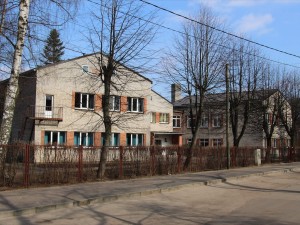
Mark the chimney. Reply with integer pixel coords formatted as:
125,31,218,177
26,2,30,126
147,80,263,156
171,83,182,103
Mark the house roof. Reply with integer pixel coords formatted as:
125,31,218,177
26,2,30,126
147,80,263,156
173,89,280,108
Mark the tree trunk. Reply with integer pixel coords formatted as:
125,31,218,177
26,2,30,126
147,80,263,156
0,0,30,184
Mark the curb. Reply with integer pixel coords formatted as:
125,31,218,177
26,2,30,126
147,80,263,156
0,167,295,219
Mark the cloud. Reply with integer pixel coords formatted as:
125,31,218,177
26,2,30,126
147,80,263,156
235,13,273,35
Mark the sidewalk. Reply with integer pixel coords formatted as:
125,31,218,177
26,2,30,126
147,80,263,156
0,162,299,219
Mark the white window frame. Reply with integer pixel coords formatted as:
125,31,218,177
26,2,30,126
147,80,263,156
75,92,94,110
127,133,144,146
200,115,208,128
127,97,144,113
173,115,181,128
44,131,66,145
75,132,94,147
200,138,209,147
159,113,169,124
212,115,221,127
109,95,120,111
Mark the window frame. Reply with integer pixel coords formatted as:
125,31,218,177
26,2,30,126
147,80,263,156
109,95,120,111
200,115,209,128
200,138,209,147
102,133,120,146
173,115,181,128
44,131,66,145
75,92,95,110
126,133,144,146
159,113,169,124
127,97,144,113
74,132,94,147
212,115,221,128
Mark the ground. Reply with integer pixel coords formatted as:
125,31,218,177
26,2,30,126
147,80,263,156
1,169,300,225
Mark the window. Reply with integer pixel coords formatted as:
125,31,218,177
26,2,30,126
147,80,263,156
109,96,120,111
44,131,66,145
127,97,144,112
173,115,181,128
187,116,196,129
213,138,223,147
102,133,120,146
159,113,169,123
200,139,209,147
150,112,156,123
126,133,144,146
82,65,89,73
75,93,94,110
201,115,208,128
74,132,94,146
212,115,222,127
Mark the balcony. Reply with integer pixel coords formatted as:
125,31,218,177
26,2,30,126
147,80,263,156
26,105,63,121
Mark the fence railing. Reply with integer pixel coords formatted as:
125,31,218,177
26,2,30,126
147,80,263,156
0,144,299,189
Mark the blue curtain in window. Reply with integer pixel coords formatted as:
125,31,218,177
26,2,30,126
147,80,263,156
88,133,93,146
74,132,80,146
59,132,65,144
44,131,50,144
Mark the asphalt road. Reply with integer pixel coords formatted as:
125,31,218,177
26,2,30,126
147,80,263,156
1,169,300,225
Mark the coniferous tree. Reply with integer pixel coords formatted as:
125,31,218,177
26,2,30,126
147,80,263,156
41,29,64,64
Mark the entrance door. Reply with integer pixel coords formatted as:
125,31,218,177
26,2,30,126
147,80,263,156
45,95,53,118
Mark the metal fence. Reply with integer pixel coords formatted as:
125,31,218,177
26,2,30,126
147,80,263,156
0,144,299,189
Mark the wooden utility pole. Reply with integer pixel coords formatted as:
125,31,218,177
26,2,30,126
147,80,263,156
226,64,230,169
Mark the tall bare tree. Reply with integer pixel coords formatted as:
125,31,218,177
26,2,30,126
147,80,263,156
164,6,227,169
278,71,300,147
227,39,263,147
84,0,157,178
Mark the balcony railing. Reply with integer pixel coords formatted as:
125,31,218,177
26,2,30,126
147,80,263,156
26,105,63,121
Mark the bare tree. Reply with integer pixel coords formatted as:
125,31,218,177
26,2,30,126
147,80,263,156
0,0,79,184
83,0,157,178
256,64,283,148
278,71,300,147
163,6,227,169
227,39,263,147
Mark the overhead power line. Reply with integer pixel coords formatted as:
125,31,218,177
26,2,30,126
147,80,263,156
85,0,300,69
139,0,300,60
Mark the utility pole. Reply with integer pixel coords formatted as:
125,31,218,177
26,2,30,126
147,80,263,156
226,64,230,169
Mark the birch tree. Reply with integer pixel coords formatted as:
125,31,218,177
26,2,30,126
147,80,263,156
0,0,30,184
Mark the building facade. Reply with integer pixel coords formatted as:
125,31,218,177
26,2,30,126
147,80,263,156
171,85,291,148
0,54,181,147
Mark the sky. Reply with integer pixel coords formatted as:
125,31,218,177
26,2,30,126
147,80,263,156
62,0,300,99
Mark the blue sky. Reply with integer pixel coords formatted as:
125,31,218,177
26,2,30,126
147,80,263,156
61,0,300,98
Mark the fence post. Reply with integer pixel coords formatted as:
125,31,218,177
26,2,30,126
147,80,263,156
23,144,30,188
77,146,83,182
119,146,123,179
254,149,261,166
177,146,181,173
150,146,155,176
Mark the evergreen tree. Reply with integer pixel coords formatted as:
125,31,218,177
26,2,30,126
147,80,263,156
41,29,65,64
